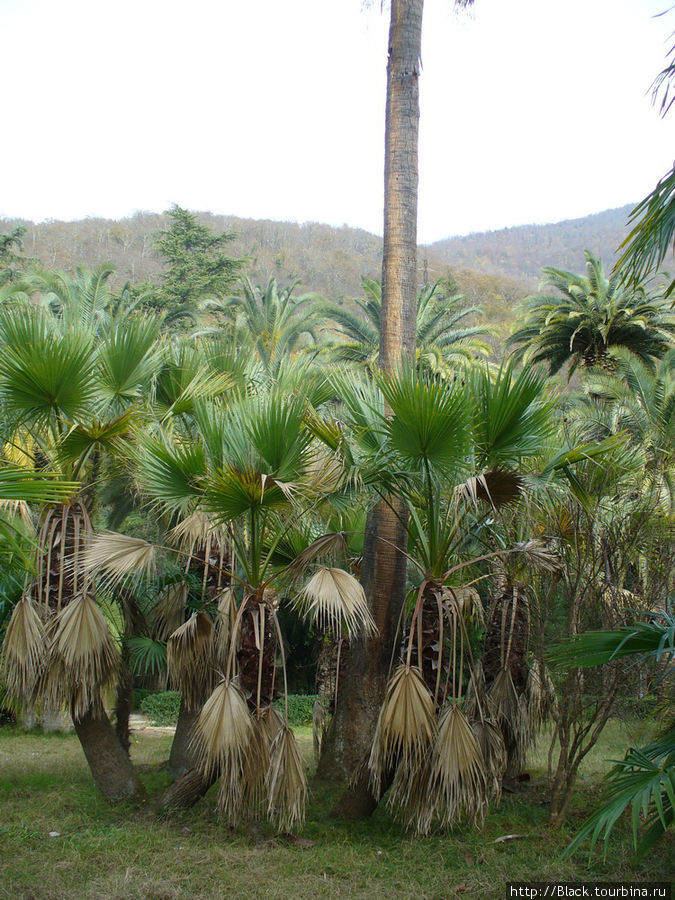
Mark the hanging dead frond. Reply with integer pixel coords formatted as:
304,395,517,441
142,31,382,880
48,593,119,720
296,567,376,638
287,532,349,575
526,657,558,729
0,498,34,528
1,595,47,705
83,532,156,585
459,470,525,509
388,750,436,835
471,718,506,803
168,510,214,549
431,703,489,829
192,679,252,822
266,723,307,833
166,612,214,709
152,582,189,640
512,540,561,574
214,587,239,665
241,709,273,814
368,665,437,796
488,666,521,729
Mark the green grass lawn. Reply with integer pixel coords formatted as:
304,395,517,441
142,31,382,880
0,720,672,899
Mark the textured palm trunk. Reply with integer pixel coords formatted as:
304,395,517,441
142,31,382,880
73,707,145,802
318,0,421,817
168,697,200,779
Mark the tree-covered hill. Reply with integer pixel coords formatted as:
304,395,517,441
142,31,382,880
428,205,635,286
0,204,639,333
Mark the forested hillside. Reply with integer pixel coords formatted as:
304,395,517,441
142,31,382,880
429,205,635,285
1,203,641,332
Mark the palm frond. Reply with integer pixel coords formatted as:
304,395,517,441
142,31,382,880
1,595,46,705
295,567,376,638
266,723,307,833
83,532,156,586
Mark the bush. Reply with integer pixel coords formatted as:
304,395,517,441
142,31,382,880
140,691,181,726
273,694,321,727
132,688,157,711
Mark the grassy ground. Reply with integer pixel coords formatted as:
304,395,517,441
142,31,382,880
0,720,672,900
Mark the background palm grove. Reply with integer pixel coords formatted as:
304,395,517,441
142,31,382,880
0,1,674,898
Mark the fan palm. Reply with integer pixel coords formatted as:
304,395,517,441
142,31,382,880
507,251,675,377
91,373,373,828
0,302,164,800
322,277,493,372
206,277,322,372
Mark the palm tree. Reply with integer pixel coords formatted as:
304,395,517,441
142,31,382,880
0,303,163,800
88,374,373,828
322,277,492,371
507,251,675,377
206,277,322,372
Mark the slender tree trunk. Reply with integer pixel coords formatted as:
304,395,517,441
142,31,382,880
73,707,145,802
168,697,200,779
318,0,422,816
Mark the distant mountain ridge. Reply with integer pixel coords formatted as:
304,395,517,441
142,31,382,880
428,205,635,287
1,205,637,331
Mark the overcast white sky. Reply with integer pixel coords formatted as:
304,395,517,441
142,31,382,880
1,0,673,243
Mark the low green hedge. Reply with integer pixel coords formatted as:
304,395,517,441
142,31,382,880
274,694,322,727
140,691,181,726
139,691,323,728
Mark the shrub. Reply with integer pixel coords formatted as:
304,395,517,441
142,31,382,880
273,694,321,727
132,688,156,711
140,691,181,726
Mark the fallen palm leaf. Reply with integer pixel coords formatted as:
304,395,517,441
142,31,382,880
266,724,307,833
296,566,375,638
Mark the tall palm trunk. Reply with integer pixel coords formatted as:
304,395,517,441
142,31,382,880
318,0,422,815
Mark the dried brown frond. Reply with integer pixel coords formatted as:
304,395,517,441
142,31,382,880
152,582,188,640
49,593,119,720
166,612,214,709
213,587,238,665
287,532,349,575
488,666,521,727
168,510,214,549
471,718,506,803
192,678,252,822
459,470,525,509
526,658,558,727
431,704,488,828
368,665,437,797
442,585,484,625
388,750,436,835
83,532,156,585
512,540,561,574
266,724,307,833
0,498,34,528
1,595,47,705
261,704,284,742
296,567,376,638
464,661,488,721
242,709,273,814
